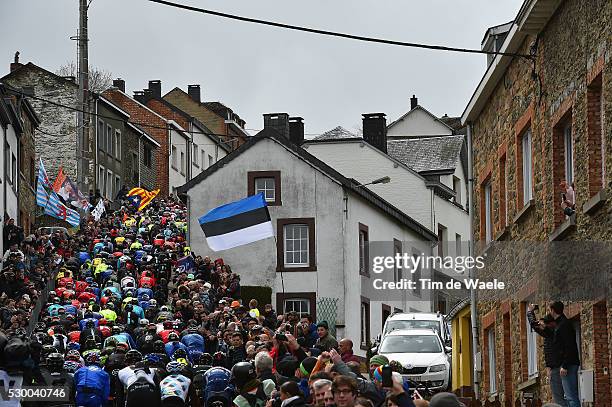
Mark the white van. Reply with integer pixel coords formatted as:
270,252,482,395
382,312,450,345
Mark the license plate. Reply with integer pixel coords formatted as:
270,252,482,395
408,376,422,382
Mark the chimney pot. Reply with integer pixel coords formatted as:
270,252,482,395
263,113,290,139
133,90,146,104
289,117,305,145
113,78,126,92
362,113,387,154
148,80,161,98
10,51,22,72
187,85,201,103
410,95,418,110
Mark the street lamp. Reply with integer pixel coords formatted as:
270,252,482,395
356,176,391,188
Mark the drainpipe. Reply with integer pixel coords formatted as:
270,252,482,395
467,122,480,398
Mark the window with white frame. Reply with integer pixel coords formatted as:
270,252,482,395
485,182,493,243
254,177,276,202
171,145,177,169
208,154,213,167
193,144,199,167
522,130,533,204
360,300,370,348
526,307,538,378
97,121,104,151
284,224,309,266
114,175,121,199
106,124,113,154
359,225,369,275
284,298,310,317
98,166,105,194
564,124,573,185
455,233,462,257
106,170,113,198
114,130,121,159
488,327,497,393
201,150,206,169
180,151,185,175
453,175,461,206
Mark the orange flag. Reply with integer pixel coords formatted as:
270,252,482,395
51,166,66,193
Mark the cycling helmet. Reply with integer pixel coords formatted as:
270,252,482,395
125,349,143,364
212,351,227,368
166,361,184,374
66,350,81,361
46,352,64,372
67,341,81,351
168,332,179,342
154,340,166,353
197,353,214,367
139,318,149,326
63,360,82,373
172,348,187,360
85,351,101,365
41,345,59,359
144,353,161,366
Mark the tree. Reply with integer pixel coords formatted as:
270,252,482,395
56,61,113,94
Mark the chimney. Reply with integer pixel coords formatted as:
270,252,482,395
362,113,387,153
289,117,304,145
133,90,146,104
263,113,290,139
148,80,161,98
10,51,22,72
187,85,201,103
113,78,125,92
410,95,418,110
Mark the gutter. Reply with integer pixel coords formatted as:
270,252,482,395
467,123,480,398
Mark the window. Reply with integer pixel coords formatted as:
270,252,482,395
484,182,493,243
455,233,462,257
393,238,402,281
276,292,316,318
106,170,113,198
180,151,185,175
193,144,199,167
171,145,177,169
114,175,121,199
526,307,538,378
255,178,276,202
97,120,104,151
144,145,152,168
11,153,16,187
563,124,573,185
487,327,497,393
453,176,461,206
98,165,105,194
106,124,113,153
248,171,281,206
359,223,369,276
284,298,310,317
114,130,121,159
277,218,316,271
437,224,447,257
360,297,371,349
131,152,139,184
209,154,213,167
201,150,206,169
522,130,533,204
284,224,309,266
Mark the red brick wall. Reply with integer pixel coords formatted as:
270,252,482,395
103,90,170,196
586,72,604,196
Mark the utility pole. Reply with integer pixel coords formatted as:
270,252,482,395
76,0,90,191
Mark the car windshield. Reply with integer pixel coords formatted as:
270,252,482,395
385,320,440,335
379,335,442,354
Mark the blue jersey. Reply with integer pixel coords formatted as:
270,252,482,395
74,365,110,407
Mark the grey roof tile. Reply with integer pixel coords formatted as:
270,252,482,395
313,126,361,140
387,135,465,173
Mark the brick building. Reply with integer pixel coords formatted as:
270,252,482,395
461,0,611,405
163,85,249,150
103,83,171,196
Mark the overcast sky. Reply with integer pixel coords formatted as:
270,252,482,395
1,0,521,135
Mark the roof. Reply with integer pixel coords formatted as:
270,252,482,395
1,62,78,88
481,21,514,45
312,126,361,141
461,0,562,124
387,105,455,133
445,297,470,320
387,135,465,173
126,122,161,147
177,129,437,241
98,96,130,118
438,116,466,135
202,101,245,125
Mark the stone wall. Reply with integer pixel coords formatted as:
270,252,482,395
470,0,611,405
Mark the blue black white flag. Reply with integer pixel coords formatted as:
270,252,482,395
198,193,274,251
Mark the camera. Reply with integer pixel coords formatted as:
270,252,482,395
275,333,288,342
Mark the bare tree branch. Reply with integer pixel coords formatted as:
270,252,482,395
56,61,113,94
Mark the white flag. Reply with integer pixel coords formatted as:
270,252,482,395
92,199,105,221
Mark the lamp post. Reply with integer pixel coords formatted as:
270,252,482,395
355,176,391,188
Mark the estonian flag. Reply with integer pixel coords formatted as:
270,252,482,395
198,193,274,251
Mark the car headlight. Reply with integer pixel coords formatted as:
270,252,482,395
429,364,446,372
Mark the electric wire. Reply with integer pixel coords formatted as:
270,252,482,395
145,0,532,59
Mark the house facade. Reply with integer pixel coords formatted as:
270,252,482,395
163,85,249,150
305,107,470,314
178,115,437,356
462,0,611,405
